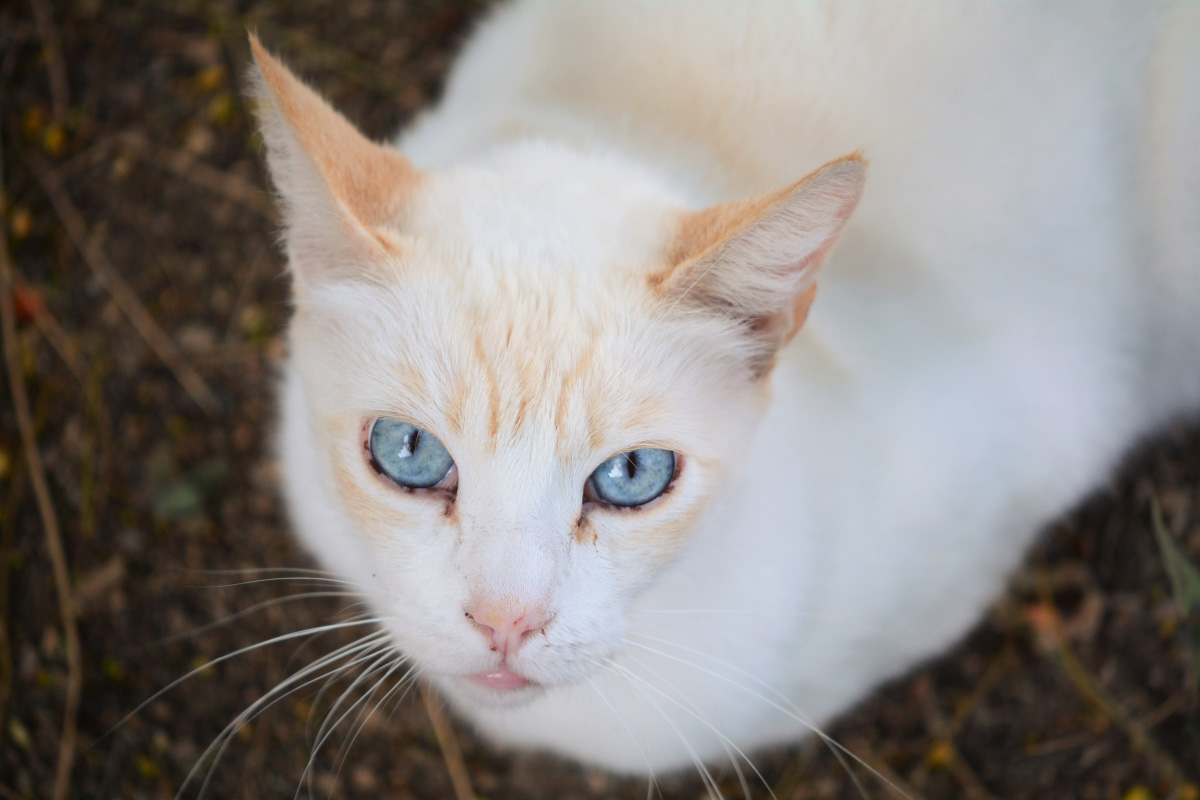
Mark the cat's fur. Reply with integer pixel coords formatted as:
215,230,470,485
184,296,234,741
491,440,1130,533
250,1,1200,774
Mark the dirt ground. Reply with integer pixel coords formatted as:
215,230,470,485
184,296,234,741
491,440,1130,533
1,2,1199,799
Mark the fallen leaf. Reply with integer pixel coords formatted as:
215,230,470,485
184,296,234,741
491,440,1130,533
1121,786,1155,800
1022,601,1065,652
9,207,33,241
11,284,44,325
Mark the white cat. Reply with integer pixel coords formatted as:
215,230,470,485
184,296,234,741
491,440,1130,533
248,1,1200,776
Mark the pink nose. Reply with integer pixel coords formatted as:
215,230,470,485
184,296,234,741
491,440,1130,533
466,600,549,657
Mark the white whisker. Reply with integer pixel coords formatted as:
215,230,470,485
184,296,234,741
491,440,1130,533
632,609,897,643
626,636,904,800
324,660,418,796
584,673,661,800
597,659,727,800
299,649,408,797
182,631,393,800
164,592,368,643
618,654,775,800
309,648,397,757
115,618,389,741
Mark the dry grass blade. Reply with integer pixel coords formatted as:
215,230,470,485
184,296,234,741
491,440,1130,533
25,155,220,413
836,737,930,800
0,467,20,735
116,130,275,217
421,683,479,800
1035,560,1194,793
8,270,116,537
28,0,70,122
0,143,82,800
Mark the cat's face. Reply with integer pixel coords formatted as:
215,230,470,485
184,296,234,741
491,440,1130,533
252,36,863,704
286,150,769,702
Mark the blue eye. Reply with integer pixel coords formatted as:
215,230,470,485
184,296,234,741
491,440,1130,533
369,419,455,489
588,449,676,507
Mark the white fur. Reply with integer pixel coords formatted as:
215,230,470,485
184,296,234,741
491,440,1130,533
269,1,1200,774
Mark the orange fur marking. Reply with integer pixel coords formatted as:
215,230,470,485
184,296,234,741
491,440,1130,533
553,336,598,448
473,334,502,445
444,373,469,438
574,514,598,547
327,440,412,544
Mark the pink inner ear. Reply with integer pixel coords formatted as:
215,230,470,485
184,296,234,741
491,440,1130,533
249,33,422,230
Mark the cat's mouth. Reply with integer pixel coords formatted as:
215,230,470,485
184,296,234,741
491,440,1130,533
468,665,530,691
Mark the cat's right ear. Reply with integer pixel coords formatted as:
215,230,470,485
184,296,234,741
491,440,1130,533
654,155,865,376
247,33,422,291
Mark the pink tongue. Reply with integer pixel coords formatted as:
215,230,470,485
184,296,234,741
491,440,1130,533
470,666,529,690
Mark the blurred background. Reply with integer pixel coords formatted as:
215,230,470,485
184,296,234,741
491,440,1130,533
1,2,1198,798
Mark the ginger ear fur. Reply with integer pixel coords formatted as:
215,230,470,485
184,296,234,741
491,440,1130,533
247,32,422,265
655,154,866,371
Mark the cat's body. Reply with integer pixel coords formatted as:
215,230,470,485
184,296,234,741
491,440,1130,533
252,1,1200,775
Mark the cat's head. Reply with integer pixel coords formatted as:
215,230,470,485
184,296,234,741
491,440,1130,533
250,37,863,704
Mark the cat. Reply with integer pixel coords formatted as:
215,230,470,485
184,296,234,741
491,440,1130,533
247,0,1200,778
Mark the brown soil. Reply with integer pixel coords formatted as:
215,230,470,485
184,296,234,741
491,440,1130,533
1,2,1198,799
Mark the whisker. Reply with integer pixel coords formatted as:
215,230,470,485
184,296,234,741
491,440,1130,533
324,659,418,796
617,654,775,800
301,622,396,740
631,609,898,643
182,631,392,800
627,638,874,798
181,566,346,578
596,659,726,800
300,650,406,793
114,617,389,739
279,611,385,676
584,674,661,800
189,575,374,591
164,592,368,643
626,636,900,800
378,664,424,730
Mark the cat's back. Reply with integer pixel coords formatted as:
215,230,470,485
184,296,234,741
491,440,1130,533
405,2,1173,193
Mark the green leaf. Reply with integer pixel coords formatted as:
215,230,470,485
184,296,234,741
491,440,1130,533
1151,498,1200,616
1151,497,1200,692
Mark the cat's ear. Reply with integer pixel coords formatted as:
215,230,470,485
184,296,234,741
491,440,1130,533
247,33,421,289
656,154,865,374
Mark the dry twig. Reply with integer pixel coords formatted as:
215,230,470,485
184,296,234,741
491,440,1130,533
421,683,479,800
27,0,70,123
1035,561,1194,792
918,682,1000,800
0,466,23,735
837,737,931,800
116,130,274,217
25,155,220,413
1,138,82,800
21,290,114,537
0,262,117,539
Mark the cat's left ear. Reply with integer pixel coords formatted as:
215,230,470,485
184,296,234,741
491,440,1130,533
248,34,422,290
656,154,865,374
